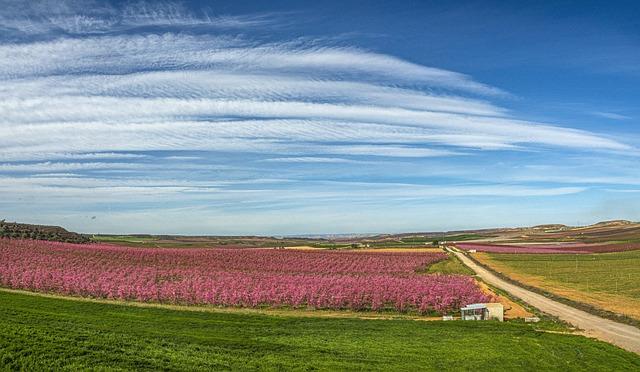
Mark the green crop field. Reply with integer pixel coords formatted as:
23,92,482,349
484,250,640,299
478,250,640,322
1,290,638,371
426,253,474,275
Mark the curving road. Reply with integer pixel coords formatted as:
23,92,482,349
449,247,640,354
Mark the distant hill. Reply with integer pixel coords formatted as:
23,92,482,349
531,224,568,230
591,220,634,227
351,220,640,245
2,219,638,247
0,220,91,244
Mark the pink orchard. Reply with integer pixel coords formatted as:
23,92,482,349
456,242,640,254
0,239,490,314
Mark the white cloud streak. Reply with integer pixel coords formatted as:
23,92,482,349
0,161,149,172
0,14,629,162
0,34,503,95
0,175,585,205
0,0,277,36
590,111,632,120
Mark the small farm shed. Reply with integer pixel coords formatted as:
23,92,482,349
460,303,503,321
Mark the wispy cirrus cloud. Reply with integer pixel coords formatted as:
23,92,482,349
590,111,632,121
604,189,640,193
260,157,368,164
0,0,278,37
0,34,503,95
0,31,628,158
0,161,150,172
0,3,630,161
0,175,585,203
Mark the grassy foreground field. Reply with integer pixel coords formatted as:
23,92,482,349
476,250,640,320
1,290,639,370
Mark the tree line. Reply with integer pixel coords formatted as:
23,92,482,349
0,220,91,244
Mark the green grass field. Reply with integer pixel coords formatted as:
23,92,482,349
364,234,491,248
485,250,640,299
1,290,638,371
478,250,640,322
426,253,474,275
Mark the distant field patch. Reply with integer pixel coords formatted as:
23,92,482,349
475,250,640,320
457,242,640,254
426,253,474,275
358,247,444,253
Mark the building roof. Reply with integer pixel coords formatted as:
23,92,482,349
461,303,487,311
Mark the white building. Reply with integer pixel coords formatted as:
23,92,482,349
460,303,504,321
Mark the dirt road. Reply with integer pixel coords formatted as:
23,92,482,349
450,248,640,354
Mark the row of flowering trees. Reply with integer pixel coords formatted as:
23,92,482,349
0,239,490,314
456,242,640,254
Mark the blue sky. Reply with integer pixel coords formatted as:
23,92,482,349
0,0,638,235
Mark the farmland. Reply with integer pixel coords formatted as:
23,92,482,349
3,221,640,368
2,290,639,370
91,220,640,249
456,242,640,254
0,239,489,314
425,253,475,275
474,250,640,321
92,234,322,249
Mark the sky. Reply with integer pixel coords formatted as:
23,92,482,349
0,0,639,235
